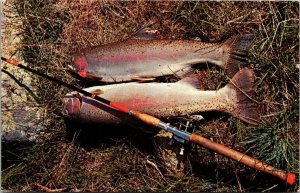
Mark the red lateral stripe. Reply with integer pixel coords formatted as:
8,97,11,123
110,102,129,113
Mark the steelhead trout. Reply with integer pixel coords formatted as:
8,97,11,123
73,34,254,82
63,68,259,126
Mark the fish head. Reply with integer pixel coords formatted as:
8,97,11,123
73,53,88,73
72,53,104,81
62,93,82,118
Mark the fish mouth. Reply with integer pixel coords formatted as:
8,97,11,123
62,94,81,117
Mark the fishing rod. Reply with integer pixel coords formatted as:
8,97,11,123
1,56,296,186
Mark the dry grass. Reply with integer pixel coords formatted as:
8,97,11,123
2,0,299,192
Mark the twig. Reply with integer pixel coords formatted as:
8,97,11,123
226,15,244,25
1,68,41,103
146,157,164,177
21,183,67,192
35,183,67,192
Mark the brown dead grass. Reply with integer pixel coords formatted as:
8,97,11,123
1,0,299,192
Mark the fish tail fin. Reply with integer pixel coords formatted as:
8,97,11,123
224,67,260,125
222,34,255,77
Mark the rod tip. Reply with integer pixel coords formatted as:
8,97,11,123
287,173,296,186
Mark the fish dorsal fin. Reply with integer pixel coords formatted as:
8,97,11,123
178,74,201,89
131,28,160,40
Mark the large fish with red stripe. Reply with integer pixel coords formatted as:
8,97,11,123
63,68,259,126
73,34,254,82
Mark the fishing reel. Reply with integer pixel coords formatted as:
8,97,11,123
168,114,204,155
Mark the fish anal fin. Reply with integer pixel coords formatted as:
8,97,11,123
132,28,160,40
131,77,156,83
174,66,195,79
178,74,202,89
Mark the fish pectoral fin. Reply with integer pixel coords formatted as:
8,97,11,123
78,71,103,81
131,77,156,83
131,27,160,40
90,89,104,96
86,73,104,81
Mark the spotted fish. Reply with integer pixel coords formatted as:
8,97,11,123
63,68,259,126
73,34,254,83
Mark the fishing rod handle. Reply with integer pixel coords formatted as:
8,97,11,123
130,110,161,126
189,134,296,186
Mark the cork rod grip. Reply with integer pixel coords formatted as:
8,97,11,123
130,110,161,127
189,134,296,186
